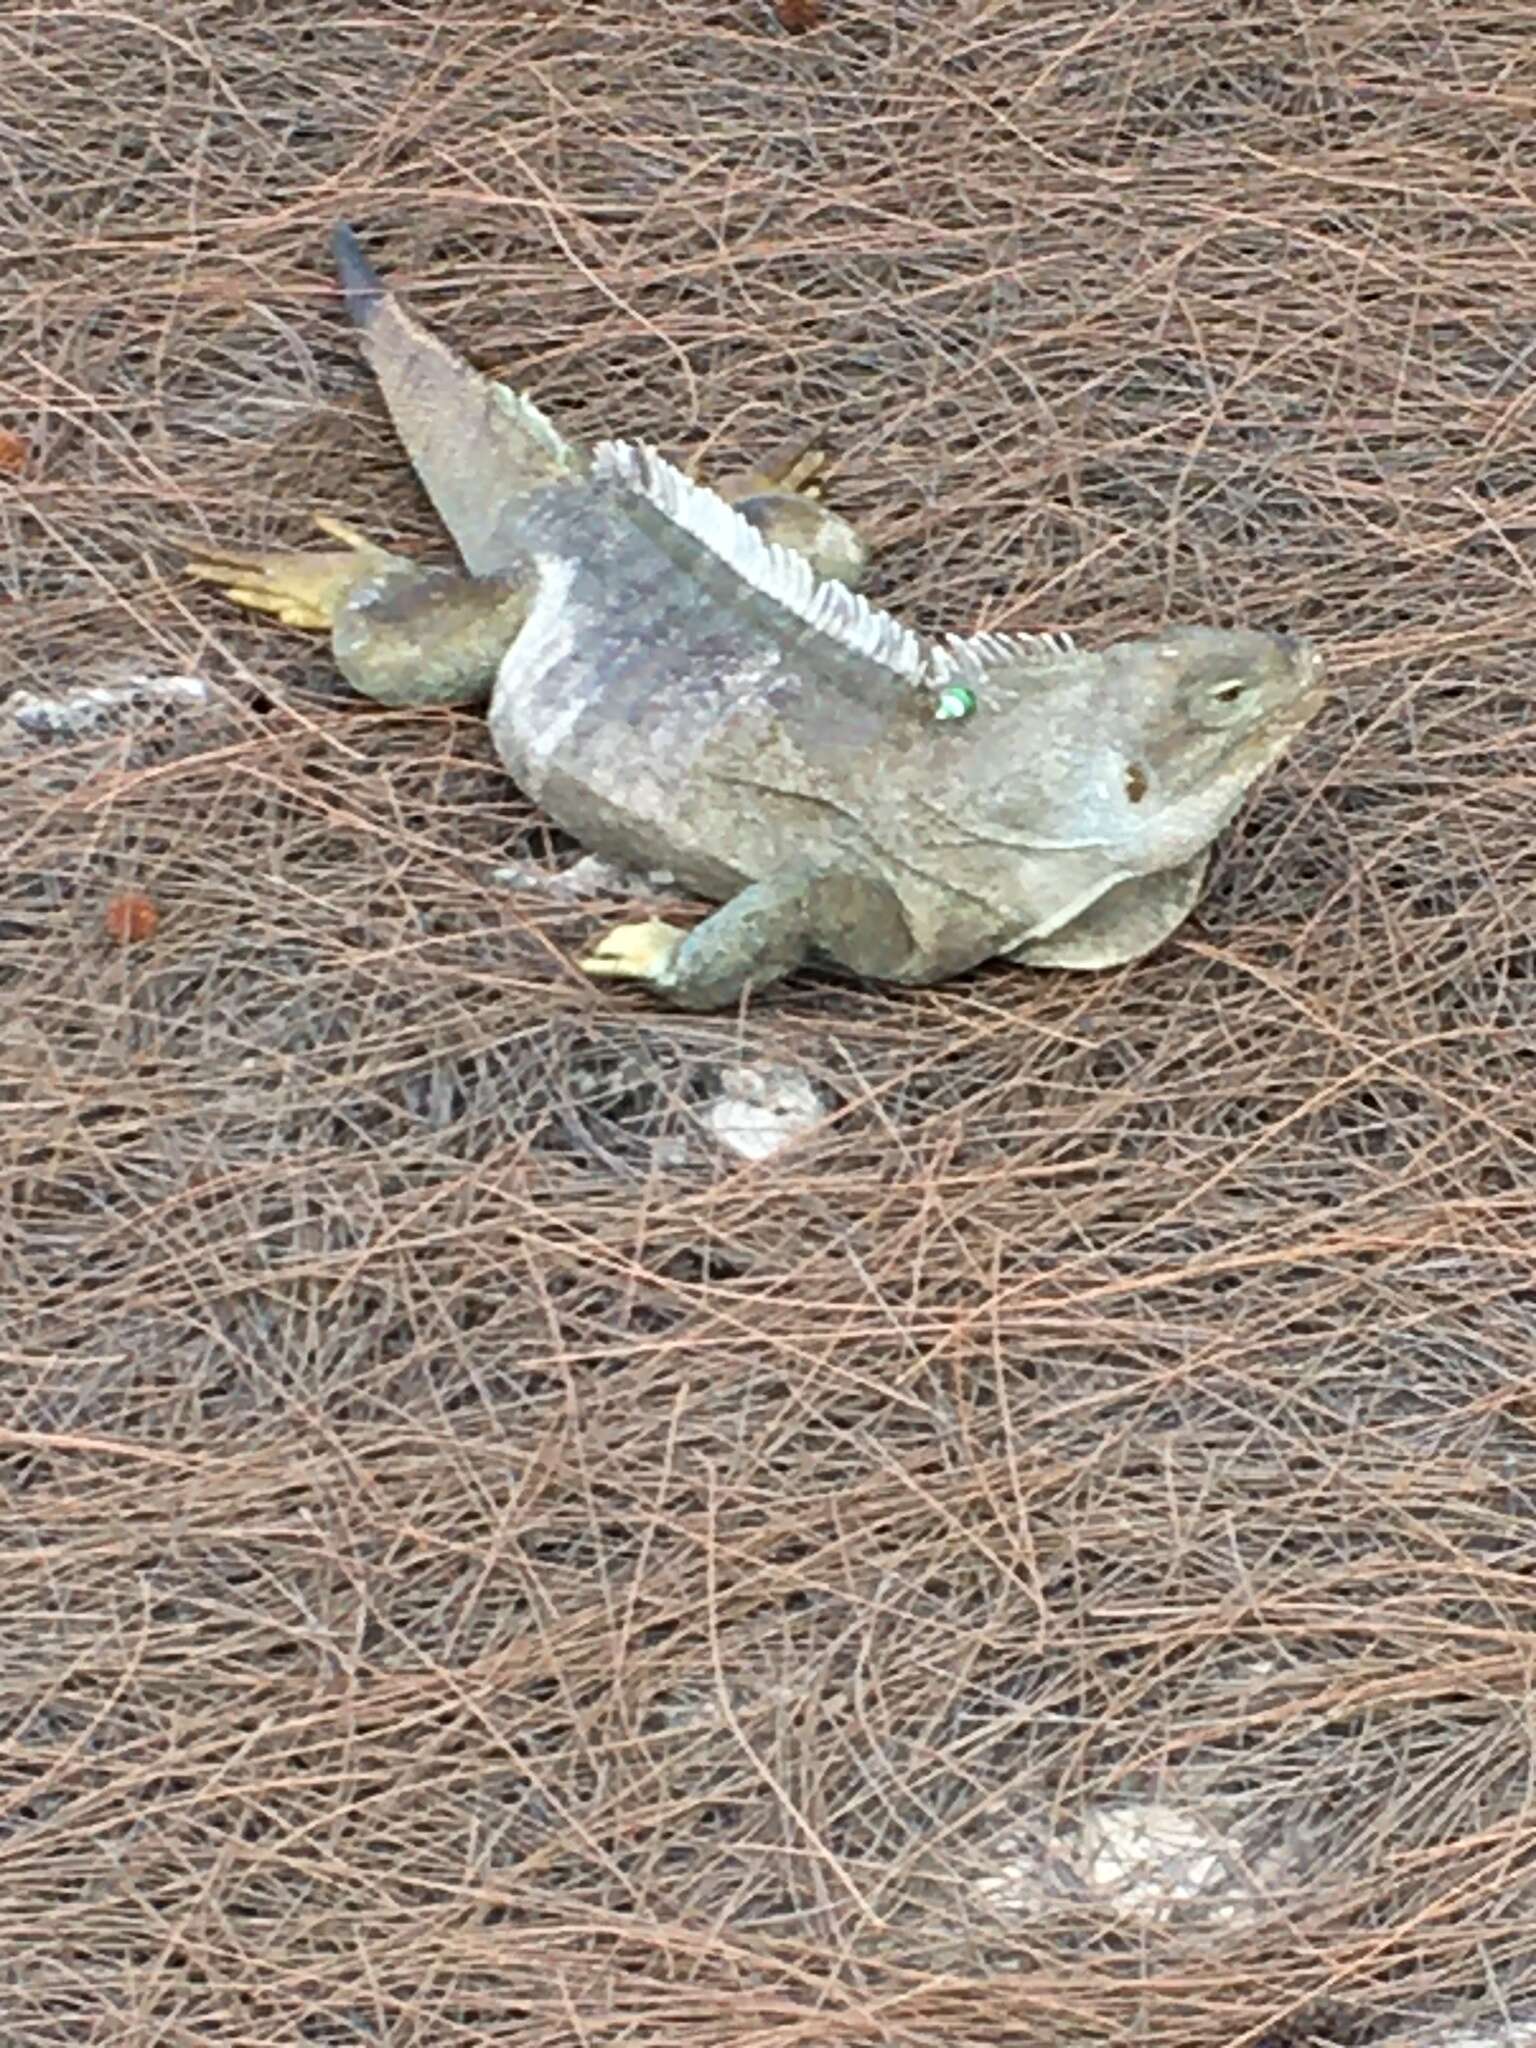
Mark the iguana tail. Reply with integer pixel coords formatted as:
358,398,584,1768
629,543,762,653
331,223,587,577
332,222,386,323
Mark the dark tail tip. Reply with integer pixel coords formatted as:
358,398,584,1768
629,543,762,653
331,222,384,328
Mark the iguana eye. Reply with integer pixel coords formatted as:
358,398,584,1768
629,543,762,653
1209,678,1249,705
1124,762,1148,804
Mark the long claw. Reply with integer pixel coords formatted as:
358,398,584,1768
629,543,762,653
311,514,391,555
184,547,278,580
217,585,334,630
770,442,829,497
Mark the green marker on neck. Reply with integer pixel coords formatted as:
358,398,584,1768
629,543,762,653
934,684,976,722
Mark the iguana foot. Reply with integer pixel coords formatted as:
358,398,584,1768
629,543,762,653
579,917,686,987
764,441,827,499
714,439,870,589
578,868,914,1010
714,436,829,504
185,516,401,630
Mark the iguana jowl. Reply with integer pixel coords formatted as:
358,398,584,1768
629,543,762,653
187,226,1328,1010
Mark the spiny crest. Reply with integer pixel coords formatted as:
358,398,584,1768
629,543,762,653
491,382,583,474
928,628,1081,692
593,439,925,679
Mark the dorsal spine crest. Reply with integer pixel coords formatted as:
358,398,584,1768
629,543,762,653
595,439,925,679
492,383,583,473
594,439,1082,701
929,629,1079,692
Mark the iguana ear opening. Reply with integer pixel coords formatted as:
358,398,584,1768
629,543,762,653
1124,761,1150,804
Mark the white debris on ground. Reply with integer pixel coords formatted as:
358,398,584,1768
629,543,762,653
556,1042,825,1170
7,673,212,740
705,1061,826,1160
1419,2023,1536,2048
973,1798,1304,1928
491,852,676,901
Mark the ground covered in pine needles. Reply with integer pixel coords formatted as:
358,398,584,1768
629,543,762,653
6,5,1536,2044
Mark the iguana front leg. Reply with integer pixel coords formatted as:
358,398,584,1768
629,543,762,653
581,861,913,1010
186,518,533,707
712,438,871,589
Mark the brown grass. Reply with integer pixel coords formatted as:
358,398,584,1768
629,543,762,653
5,3,1536,2043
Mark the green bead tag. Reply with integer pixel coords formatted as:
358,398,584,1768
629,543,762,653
933,685,976,722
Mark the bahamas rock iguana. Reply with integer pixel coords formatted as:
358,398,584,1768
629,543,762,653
187,226,1327,1011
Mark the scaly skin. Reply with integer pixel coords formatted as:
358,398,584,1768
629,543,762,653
187,227,1328,1010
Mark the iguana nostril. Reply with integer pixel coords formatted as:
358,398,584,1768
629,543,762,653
1278,633,1325,686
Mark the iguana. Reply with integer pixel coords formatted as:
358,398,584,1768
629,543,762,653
186,226,1328,1011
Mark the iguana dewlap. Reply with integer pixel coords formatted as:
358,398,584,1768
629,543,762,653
187,226,1327,1010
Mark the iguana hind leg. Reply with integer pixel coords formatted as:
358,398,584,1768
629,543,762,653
712,437,871,589
187,516,532,707
581,862,912,1010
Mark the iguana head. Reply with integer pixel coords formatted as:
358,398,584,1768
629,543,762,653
935,624,1326,880
1101,624,1327,869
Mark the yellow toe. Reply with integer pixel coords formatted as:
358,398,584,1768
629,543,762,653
580,918,686,985
312,514,390,558
184,522,392,632
780,447,828,497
